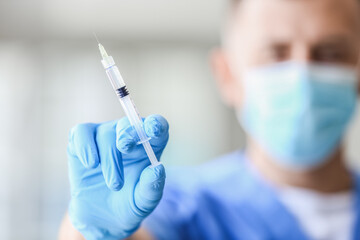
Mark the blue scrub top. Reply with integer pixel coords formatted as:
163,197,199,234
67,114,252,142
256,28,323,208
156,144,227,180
143,151,360,240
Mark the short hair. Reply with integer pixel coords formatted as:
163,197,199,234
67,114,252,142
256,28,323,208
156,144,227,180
231,0,360,5
231,0,240,6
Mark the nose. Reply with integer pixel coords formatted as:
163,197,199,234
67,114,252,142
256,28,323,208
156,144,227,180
292,43,311,63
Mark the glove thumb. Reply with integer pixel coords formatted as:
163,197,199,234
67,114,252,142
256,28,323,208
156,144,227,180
134,164,166,215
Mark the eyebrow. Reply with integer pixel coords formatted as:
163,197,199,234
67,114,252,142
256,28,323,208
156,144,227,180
318,35,353,44
262,34,354,47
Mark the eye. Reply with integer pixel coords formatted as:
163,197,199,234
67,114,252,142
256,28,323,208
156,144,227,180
267,45,290,62
312,46,349,63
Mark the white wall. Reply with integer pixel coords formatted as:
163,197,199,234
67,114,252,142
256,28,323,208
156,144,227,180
0,41,43,240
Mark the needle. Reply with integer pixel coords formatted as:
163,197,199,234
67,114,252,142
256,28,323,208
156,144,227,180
93,32,108,58
93,32,100,44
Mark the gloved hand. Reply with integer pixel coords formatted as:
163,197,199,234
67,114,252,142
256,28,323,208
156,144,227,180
67,114,169,240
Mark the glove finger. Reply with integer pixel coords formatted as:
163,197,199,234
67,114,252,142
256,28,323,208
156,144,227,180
96,121,124,191
116,117,139,154
116,115,169,162
144,114,169,150
134,164,166,214
68,123,100,169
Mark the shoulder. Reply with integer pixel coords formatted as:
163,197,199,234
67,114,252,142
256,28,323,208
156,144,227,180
162,150,252,213
165,150,247,190
196,150,247,182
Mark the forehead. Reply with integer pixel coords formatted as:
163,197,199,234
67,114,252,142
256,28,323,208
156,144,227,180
230,0,360,43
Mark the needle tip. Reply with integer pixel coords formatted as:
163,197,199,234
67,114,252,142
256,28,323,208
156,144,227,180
93,32,100,44
93,32,109,59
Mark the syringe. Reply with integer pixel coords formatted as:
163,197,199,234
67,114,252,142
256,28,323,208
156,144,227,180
97,43,160,167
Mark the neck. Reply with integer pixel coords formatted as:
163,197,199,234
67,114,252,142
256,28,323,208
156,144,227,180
246,138,354,193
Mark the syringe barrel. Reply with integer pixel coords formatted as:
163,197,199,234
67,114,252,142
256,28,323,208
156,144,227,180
119,95,142,129
105,65,126,90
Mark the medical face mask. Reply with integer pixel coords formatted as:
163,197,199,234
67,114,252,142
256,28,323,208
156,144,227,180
238,62,358,170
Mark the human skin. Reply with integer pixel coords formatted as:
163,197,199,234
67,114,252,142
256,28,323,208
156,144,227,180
59,0,360,239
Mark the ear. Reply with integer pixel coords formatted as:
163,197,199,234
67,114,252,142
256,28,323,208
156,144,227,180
210,48,244,108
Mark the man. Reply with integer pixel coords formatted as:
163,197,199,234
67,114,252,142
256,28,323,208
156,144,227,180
58,0,360,239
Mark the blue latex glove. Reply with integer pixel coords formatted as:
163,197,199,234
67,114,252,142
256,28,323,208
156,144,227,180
67,114,169,240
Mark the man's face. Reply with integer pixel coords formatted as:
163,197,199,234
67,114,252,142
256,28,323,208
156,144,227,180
213,0,360,107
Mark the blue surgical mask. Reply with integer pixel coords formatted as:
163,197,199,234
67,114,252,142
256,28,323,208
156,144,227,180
237,62,358,170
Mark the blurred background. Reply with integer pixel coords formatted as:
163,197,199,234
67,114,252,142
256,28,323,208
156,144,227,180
1,0,360,239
